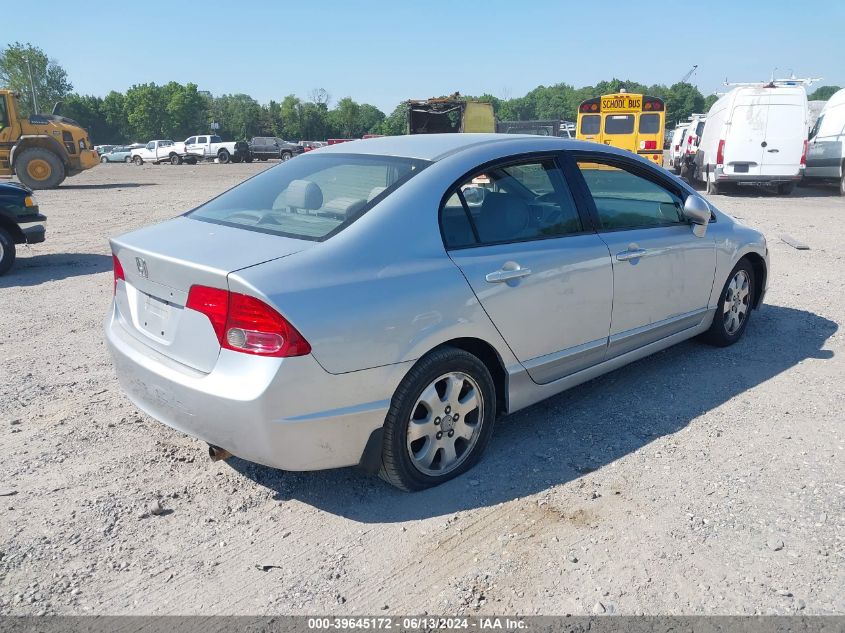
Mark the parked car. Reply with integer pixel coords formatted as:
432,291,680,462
0,182,46,275
677,114,706,179
100,146,133,163
94,144,116,156
184,135,251,164
130,140,190,165
106,134,769,491
249,137,303,161
804,88,845,195
668,124,690,171
695,83,809,195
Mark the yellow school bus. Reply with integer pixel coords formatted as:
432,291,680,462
576,92,665,165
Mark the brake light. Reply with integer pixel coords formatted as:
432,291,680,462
674,144,680,151
112,254,125,295
716,139,725,166
643,140,657,150
186,285,311,357
800,139,808,166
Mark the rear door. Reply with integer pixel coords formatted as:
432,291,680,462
571,154,716,358
761,101,806,176
443,156,613,384
725,98,767,176
602,114,637,152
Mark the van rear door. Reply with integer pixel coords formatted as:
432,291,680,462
725,97,767,177
761,101,806,177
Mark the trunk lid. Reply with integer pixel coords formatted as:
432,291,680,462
111,216,311,372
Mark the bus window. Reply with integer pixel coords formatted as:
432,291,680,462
580,115,600,135
639,113,660,134
605,115,634,134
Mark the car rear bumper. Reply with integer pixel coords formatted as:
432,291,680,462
105,303,411,471
715,165,801,184
20,214,46,244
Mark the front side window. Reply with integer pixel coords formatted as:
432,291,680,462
146,142,154,150
576,159,684,230
604,115,635,134
580,115,600,135
441,159,582,248
639,113,660,134
189,153,429,241
186,137,196,145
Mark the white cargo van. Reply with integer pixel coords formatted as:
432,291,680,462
668,124,689,171
804,88,845,195
695,83,809,195
678,114,706,179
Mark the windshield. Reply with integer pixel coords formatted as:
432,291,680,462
188,153,430,241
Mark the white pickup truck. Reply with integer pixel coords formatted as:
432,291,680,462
184,135,251,164
130,140,192,165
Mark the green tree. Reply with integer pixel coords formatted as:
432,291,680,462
61,94,127,144
278,94,303,140
163,82,208,139
703,94,719,110
808,85,841,101
376,103,406,136
358,103,386,134
665,82,705,124
211,93,262,140
0,42,72,116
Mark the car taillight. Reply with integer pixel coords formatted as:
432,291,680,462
186,285,311,357
643,140,657,150
112,254,125,295
800,139,808,166
716,139,725,166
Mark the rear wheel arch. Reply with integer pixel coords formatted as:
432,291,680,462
428,338,508,417
11,136,67,168
742,252,767,308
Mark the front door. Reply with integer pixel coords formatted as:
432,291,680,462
572,155,716,359
443,157,613,384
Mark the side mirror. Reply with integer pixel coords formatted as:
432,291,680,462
683,195,711,237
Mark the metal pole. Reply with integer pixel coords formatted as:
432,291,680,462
26,56,39,114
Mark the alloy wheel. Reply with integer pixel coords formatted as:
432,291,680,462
723,270,751,335
406,372,484,476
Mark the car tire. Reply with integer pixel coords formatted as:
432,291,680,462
186,157,197,165
170,154,182,165
839,166,845,196
701,258,755,347
100,155,108,163
124,156,132,163
217,149,230,164
231,155,242,164
133,156,143,166
0,227,16,276
15,147,66,189
777,182,796,195
379,346,496,491
280,151,292,161
705,169,720,195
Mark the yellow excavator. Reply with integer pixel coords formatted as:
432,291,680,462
0,89,99,189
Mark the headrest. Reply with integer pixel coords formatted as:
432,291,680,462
475,193,530,243
367,186,387,202
322,197,367,220
285,180,323,210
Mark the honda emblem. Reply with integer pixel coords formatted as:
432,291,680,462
135,257,148,279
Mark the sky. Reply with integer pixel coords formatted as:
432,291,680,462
7,0,844,113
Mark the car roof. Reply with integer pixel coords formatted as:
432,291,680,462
314,133,614,162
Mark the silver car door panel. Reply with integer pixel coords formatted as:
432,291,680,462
606,307,712,359
521,337,608,384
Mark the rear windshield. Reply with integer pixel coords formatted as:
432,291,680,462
188,153,430,241
639,113,660,134
580,115,600,135
604,115,635,134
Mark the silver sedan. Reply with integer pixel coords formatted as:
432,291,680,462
105,134,769,491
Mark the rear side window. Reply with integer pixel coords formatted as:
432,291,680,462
441,159,582,248
576,159,684,230
639,113,660,134
604,115,635,134
189,153,429,241
580,115,600,135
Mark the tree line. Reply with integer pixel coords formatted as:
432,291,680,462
2,42,841,144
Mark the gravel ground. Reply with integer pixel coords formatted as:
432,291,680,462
1,161,843,616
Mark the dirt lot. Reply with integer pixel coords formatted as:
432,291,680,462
1,161,843,616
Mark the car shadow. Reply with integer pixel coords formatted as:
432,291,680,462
229,304,836,522
0,252,112,288
57,183,155,190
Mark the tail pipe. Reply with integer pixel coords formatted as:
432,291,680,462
208,444,232,462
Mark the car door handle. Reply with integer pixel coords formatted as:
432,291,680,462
766,148,779,153
616,248,649,261
485,266,532,283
